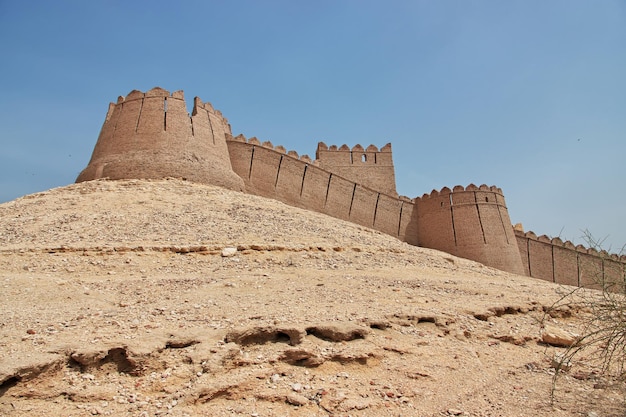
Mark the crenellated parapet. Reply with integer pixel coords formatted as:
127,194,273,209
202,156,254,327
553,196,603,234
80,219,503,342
416,184,505,203
515,230,626,290
228,134,317,165
192,96,232,138
316,142,392,159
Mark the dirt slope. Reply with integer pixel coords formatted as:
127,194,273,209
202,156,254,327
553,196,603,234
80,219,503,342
0,179,622,416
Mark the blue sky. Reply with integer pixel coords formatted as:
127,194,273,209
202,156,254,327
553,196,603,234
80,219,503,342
1,1,624,251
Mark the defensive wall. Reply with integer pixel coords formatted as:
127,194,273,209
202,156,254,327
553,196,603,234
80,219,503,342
76,88,626,289
226,136,419,245
226,136,524,275
515,231,626,290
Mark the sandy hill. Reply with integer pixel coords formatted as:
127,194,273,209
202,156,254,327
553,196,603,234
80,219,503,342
0,179,622,417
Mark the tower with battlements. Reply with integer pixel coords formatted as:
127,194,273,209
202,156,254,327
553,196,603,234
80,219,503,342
414,185,525,275
315,142,397,197
76,87,244,191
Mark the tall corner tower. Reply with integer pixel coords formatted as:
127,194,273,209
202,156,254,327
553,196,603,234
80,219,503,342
315,142,397,196
76,87,244,191
415,184,525,275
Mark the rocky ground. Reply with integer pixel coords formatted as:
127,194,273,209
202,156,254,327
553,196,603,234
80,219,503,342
0,178,623,416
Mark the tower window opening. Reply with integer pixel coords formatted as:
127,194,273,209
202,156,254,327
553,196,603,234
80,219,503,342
485,197,489,202
361,154,367,162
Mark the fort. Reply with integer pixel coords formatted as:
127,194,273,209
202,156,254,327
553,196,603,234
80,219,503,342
77,87,626,289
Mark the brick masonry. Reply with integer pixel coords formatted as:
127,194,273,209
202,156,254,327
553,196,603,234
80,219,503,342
76,88,244,191
77,88,626,287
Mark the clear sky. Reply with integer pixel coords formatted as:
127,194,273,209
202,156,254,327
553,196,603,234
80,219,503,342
1,1,624,251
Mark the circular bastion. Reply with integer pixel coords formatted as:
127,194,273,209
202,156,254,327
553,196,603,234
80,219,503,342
76,87,245,192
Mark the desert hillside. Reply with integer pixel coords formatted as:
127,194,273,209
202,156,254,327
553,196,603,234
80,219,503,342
0,179,622,416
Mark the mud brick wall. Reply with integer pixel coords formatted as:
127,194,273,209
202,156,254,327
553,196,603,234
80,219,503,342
516,231,626,290
316,143,397,197
226,137,415,241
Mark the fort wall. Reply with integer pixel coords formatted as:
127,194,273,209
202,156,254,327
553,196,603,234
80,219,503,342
76,88,626,288
77,88,244,191
515,231,626,291
226,136,418,244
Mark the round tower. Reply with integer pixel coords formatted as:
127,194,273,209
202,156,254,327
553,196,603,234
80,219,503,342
76,87,245,191
415,184,525,275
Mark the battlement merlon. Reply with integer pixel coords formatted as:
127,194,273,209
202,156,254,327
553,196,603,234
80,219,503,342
114,87,185,104
192,96,232,136
316,142,393,166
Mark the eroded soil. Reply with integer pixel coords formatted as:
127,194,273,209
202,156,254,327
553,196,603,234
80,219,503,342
0,179,623,416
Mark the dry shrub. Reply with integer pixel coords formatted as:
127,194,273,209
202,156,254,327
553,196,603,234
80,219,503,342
546,230,626,403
